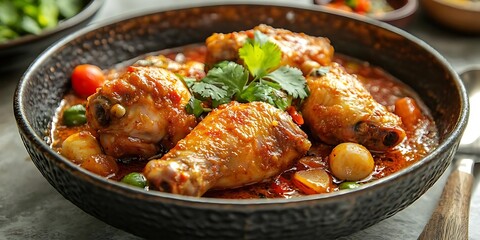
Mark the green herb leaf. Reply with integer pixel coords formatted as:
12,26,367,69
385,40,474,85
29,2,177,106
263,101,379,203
185,30,309,115
176,74,196,89
190,81,228,101
239,39,281,79
189,61,248,102
240,81,290,110
265,66,308,99
203,61,249,98
186,97,209,118
212,97,232,108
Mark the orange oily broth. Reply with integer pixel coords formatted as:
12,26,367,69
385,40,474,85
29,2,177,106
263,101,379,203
49,44,438,198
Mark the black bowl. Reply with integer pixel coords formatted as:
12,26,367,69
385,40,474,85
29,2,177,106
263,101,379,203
14,3,468,239
0,0,104,72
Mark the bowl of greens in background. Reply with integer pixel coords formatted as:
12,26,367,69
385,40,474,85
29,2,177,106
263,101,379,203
0,0,104,72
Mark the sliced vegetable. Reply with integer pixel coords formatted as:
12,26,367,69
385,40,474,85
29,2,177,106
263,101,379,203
292,168,333,194
121,172,147,188
80,154,118,177
71,64,105,97
63,104,86,126
338,181,361,190
61,131,102,164
329,142,374,181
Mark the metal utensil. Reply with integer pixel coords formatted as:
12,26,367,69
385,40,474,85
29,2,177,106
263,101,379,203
419,68,480,240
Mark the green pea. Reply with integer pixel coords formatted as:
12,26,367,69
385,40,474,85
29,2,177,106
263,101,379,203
63,104,86,126
121,172,147,188
338,181,361,190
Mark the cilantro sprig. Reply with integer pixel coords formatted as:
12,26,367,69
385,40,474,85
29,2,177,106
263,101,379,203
186,31,308,117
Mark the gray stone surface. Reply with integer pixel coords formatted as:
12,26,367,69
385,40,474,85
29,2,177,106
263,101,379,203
1,0,479,239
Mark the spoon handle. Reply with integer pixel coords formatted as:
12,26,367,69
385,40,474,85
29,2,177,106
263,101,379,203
418,157,474,240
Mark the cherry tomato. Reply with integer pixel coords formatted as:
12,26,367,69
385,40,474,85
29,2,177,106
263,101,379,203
71,64,105,97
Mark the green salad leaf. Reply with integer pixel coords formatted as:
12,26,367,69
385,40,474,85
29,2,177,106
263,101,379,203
0,0,85,43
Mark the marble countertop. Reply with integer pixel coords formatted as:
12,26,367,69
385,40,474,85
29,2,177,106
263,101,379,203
1,0,479,239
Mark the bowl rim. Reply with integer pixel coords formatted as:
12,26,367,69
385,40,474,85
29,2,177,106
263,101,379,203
0,0,104,50
14,2,469,207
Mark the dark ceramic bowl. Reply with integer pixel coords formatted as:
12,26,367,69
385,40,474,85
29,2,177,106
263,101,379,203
313,0,418,28
14,3,467,239
0,0,104,72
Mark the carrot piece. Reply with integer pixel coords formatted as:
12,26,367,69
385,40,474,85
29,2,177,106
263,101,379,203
394,97,423,130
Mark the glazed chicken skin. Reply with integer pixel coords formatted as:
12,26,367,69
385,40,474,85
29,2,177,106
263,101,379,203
302,64,406,152
144,101,312,197
86,66,197,158
105,54,205,81
205,24,334,74
134,55,205,80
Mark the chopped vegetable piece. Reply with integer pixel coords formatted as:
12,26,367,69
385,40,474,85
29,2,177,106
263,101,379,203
286,106,304,125
292,168,332,194
394,97,423,131
329,142,374,181
121,172,147,188
80,154,118,177
271,176,295,196
63,104,86,126
61,131,102,164
71,64,106,97
338,181,361,190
